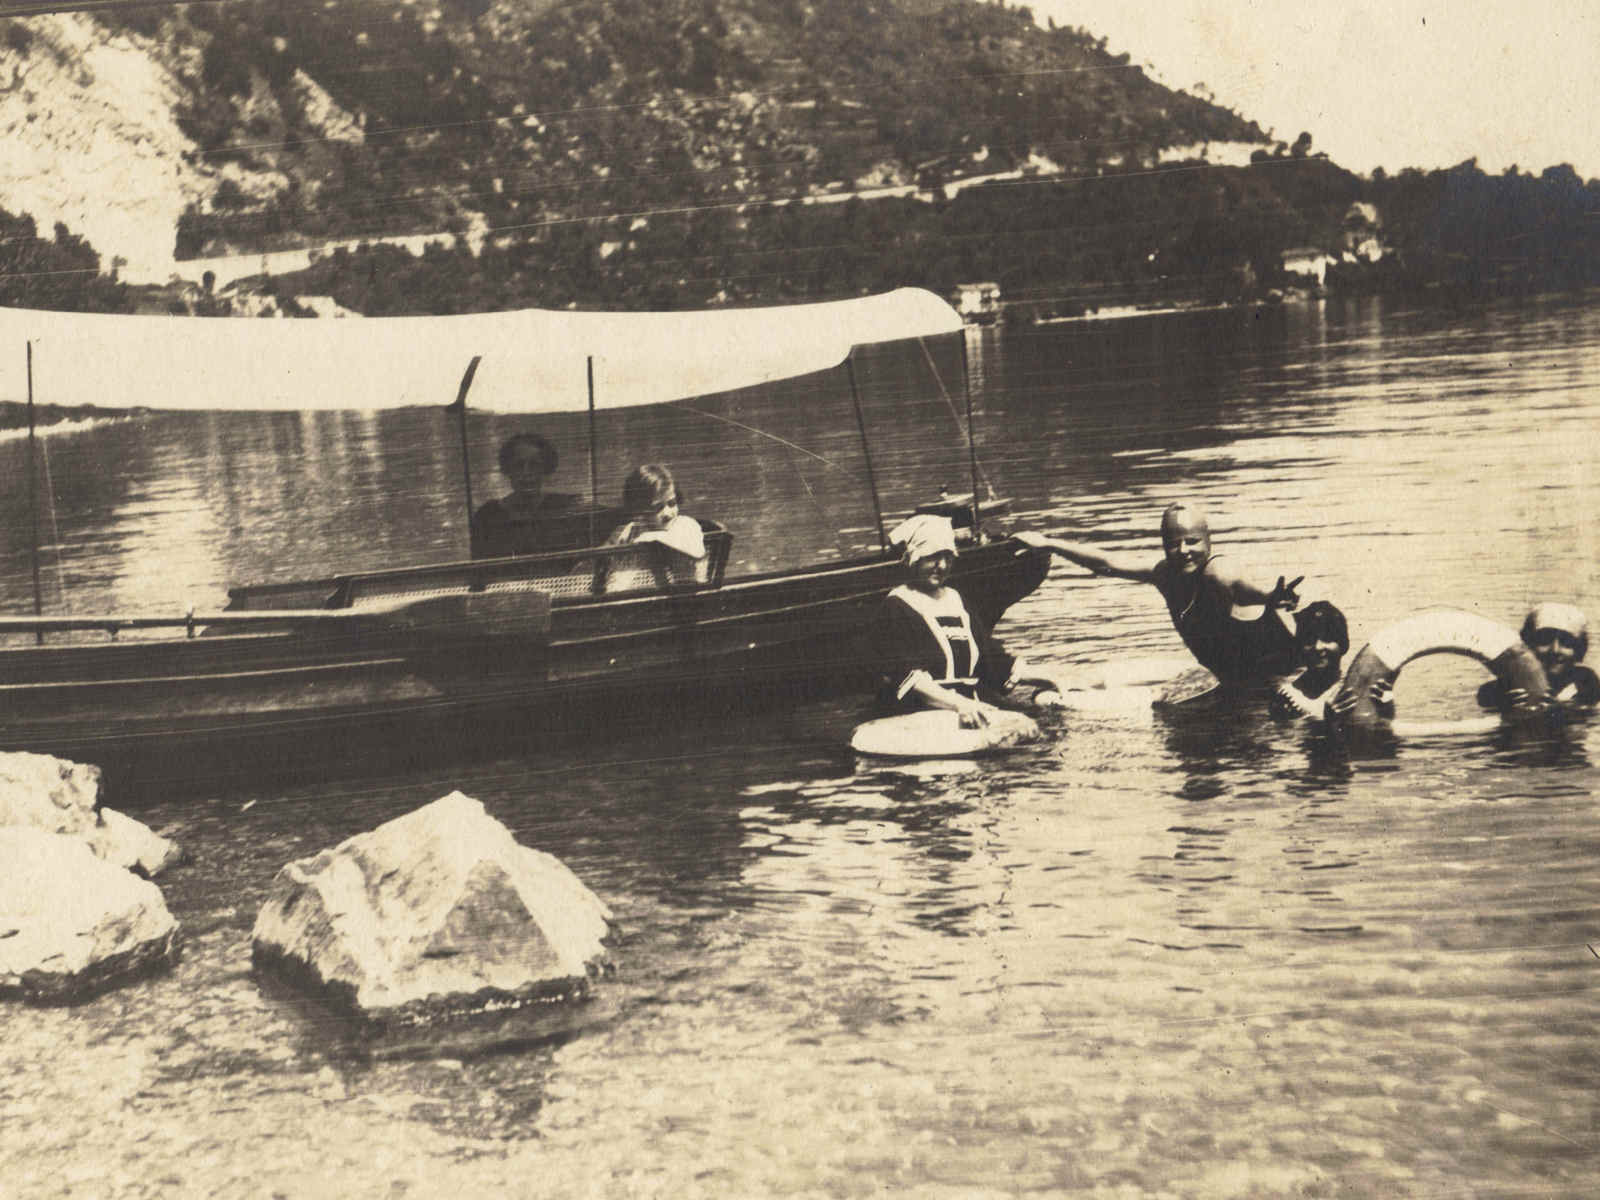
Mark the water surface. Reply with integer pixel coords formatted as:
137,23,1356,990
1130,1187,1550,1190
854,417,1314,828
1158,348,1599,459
3,294,1600,1197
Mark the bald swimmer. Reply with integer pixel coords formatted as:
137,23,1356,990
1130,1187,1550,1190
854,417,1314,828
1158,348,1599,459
1014,503,1305,686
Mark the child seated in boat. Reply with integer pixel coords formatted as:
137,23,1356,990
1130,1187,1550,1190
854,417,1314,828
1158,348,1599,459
470,432,587,558
1478,603,1600,710
601,463,707,587
1013,503,1303,686
872,514,1056,729
1270,600,1359,720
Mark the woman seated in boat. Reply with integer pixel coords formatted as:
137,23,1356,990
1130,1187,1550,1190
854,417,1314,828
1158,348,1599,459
871,514,1056,729
1477,603,1600,711
600,463,707,587
470,432,588,559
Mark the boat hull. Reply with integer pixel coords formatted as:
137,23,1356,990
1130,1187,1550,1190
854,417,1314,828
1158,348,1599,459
0,539,1050,793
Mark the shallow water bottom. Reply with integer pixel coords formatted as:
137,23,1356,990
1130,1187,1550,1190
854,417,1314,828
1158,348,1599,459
5,694,1600,1198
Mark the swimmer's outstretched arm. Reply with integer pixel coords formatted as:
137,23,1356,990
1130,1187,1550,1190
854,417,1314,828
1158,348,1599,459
1206,563,1302,610
1012,530,1156,583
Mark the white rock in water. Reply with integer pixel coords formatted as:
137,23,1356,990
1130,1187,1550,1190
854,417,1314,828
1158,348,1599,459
89,808,187,879
0,751,184,878
251,791,614,1024
0,828,180,1002
0,751,101,837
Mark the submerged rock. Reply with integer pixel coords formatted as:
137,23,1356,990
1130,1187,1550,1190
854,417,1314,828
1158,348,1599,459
0,828,181,1002
0,751,184,878
251,791,613,1025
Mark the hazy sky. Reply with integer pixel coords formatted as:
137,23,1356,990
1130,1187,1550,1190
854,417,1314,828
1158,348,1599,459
1027,1,1600,179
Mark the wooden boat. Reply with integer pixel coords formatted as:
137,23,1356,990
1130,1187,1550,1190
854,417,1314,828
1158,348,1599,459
0,290,1049,790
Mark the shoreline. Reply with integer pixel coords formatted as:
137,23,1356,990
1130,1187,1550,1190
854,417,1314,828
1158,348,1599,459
978,292,1317,329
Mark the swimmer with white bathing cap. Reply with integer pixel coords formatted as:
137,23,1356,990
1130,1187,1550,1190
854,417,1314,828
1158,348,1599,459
1479,602,1600,710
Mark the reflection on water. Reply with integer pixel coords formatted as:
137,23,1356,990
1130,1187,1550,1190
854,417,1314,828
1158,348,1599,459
3,294,1600,1196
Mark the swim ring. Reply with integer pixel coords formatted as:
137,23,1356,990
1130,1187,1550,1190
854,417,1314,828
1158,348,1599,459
1328,608,1549,730
850,707,1041,758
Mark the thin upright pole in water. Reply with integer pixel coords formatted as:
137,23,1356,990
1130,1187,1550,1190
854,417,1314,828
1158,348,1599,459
26,341,43,643
586,356,599,548
959,333,981,539
450,356,482,552
847,356,887,552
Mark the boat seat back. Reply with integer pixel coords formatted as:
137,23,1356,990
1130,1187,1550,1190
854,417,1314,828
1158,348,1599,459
596,544,712,595
312,520,732,610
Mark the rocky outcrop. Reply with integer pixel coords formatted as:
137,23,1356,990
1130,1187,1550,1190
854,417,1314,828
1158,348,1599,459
0,751,184,878
252,791,613,1025
0,828,181,1002
0,13,337,283
286,68,364,146
0,15,215,281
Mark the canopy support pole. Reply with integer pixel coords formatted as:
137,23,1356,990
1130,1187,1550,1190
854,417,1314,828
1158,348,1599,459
586,356,599,548
846,356,887,553
26,341,42,644
959,333,981,538
449,356,482,552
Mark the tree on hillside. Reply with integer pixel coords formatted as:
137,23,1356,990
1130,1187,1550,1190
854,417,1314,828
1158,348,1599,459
0,211,131,313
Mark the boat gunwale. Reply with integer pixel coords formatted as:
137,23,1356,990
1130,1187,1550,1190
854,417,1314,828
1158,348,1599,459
0,534,1034,654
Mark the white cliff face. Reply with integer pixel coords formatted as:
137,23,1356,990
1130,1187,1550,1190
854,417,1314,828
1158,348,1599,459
0,17,361,284
0,15,214,281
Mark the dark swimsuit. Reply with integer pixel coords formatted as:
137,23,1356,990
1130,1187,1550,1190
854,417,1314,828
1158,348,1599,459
1164,557,1299,684
871,585,1019,713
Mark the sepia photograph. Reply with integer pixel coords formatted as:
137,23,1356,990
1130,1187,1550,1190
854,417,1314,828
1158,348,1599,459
1,0,1597,1195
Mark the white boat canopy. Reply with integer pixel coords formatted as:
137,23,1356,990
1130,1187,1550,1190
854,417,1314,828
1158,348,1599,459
0,287,963,414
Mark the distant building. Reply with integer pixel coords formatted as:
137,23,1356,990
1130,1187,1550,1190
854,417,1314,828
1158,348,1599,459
952,281,1001,324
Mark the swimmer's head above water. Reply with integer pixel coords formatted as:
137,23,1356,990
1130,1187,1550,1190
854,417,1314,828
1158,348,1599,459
1294,600,1350,674
889,513,959,593
1520,602,1588,687
1159,503,1211,575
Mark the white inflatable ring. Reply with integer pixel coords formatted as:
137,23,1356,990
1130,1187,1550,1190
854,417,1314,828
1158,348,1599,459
850,708,1041,758
1330,608,1549,730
